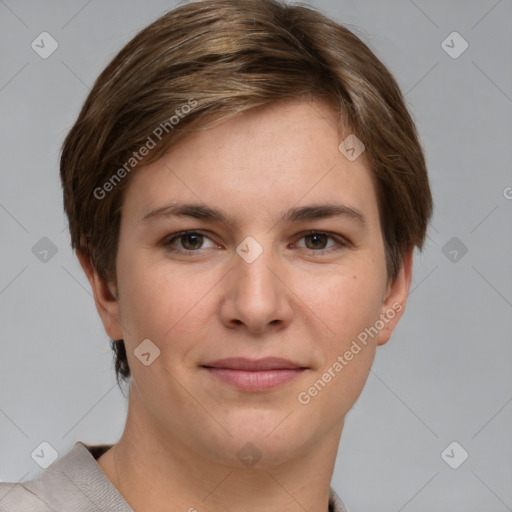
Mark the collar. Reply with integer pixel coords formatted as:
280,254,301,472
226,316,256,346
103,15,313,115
18,442,348,512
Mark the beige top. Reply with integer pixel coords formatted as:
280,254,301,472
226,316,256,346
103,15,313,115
0,442,349,511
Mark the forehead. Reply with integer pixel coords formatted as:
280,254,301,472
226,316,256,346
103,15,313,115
121,98,380,230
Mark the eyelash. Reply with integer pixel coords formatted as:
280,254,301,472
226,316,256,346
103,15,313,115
163,230,349,256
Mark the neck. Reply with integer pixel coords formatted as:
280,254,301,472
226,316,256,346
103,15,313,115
97,384,343,512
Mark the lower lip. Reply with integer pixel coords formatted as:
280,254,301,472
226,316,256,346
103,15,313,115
203,368,305,392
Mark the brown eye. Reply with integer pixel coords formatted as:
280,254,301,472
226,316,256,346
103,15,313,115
303,233,329,250
179,233,203,250
295,231,345,252
165,231,216,253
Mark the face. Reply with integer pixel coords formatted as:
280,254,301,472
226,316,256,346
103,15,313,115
86,98,411,467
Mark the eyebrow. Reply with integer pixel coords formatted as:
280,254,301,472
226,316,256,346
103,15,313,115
141,201,366,229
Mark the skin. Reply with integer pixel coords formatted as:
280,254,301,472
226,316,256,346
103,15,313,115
78,98,413,512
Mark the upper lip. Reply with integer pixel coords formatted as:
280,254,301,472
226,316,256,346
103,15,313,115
202,357,306,371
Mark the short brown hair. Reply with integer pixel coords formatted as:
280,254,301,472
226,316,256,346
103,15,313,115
60,0,433,385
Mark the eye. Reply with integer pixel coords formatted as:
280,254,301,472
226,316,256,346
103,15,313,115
163,230,349,256
294,231,347,253
165,231,217,253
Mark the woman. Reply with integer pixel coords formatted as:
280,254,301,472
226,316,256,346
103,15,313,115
0,0,432,510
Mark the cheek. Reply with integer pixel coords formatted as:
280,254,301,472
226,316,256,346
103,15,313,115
294,262,384,410
116,251,216,352
299,262,385,338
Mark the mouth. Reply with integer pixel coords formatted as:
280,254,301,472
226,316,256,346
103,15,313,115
201,357,308,392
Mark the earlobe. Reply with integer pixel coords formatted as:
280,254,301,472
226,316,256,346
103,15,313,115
76,249,124,340
377,249,414,346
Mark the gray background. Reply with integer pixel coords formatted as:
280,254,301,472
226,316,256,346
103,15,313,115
1,0,511,510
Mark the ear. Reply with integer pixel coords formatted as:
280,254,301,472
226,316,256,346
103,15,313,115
377,248,414,346
76,249,124,341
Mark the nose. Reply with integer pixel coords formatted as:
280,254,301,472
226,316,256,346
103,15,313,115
219,241,294,335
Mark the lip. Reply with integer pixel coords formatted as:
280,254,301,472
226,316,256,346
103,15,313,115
203,357,305,371
201,357,308,392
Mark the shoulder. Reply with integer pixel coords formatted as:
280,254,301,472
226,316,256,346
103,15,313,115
329,486,350,512
0,481,52,512
0,441,129,512
0,442,93,512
